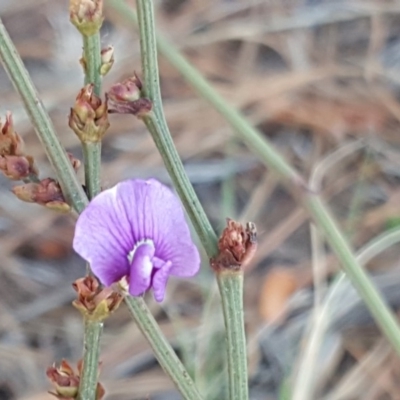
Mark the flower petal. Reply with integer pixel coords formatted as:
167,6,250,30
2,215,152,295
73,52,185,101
112,179,201,277
73,185,134,286
128,242,155,296
152,260,172,302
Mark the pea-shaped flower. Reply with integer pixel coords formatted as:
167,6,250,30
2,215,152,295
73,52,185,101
73,179,201,302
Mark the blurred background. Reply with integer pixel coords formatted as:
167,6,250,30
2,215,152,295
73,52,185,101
1,0,400,399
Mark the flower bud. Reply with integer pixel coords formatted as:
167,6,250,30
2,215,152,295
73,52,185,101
70,0,104,36
107,75,152,117
0,112,24,156
100,45,114,76
0,113,39,181
73,276,123,321
0,154,37,180
211,219,257,271
12,178,70,212
46,360,79,399
69,84,109,143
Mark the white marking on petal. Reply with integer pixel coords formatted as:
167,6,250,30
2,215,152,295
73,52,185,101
127,239,155,263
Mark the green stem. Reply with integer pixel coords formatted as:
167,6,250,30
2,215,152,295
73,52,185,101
83,35,102,96
142,113,218,257
124,296,203,400
305,195,400,351
82,34,102,199
135,2,246,398
78,320,103,400
78,32,103,400
136,0,217,257
216,271,248,400
0,17,88,213
82,141,102,198
107,0,400,358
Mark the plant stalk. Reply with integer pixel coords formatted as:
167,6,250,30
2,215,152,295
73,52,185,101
78,30,104,400
216,271,248,400
142,113,218,257
78,320,103,400
82,141,102,199
135,0,218,257
135,1,248,398
83,35,102,96
82,34,102,199
125,296,203,400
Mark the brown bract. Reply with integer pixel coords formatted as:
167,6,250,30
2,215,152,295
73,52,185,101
46,360,80,399
12,178,70,212
46,359,105,399
211,219,257,272
0,112,24,155
72,276,123,321
0,154,37,180
0,113,38,180
69,84,109,143
107,75,153,117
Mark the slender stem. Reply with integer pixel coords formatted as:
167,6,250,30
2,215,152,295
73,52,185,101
135,3,247,398
82,141,102,198
107,0,400,358
83,35,102,96
78,32,103,400
136,0,217,257
306,195,400,352
0,17,88,213
82,34,102,199
216,271,248,400
142,113,218,257
78,320,103,400
124,296,203,400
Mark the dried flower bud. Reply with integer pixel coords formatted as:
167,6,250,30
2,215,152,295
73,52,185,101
100,45,114,76
0,154,38,180
107,75,152,117
211,219,257,272
69,84,109,143
0,113,39,181
47,359,104,400
0,112,24,156
46,360,79,399
70,0,104,36
12,178,70,212
73,276,123,321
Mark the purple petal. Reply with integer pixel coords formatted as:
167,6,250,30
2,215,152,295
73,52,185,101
73,185,134,286
152,260,172,302
128,241,155,296
113,179,201,277
73,179,201,294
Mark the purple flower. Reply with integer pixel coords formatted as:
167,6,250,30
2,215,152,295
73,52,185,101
73,179,201,302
